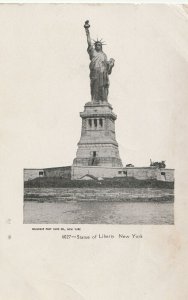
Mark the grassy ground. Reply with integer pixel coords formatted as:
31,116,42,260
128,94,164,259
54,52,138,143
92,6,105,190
24,176,174,189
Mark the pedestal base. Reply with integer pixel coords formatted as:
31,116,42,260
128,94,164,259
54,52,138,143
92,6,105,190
73,101,123,168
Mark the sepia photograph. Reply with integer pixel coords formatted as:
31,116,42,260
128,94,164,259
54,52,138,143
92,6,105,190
19,4,184,225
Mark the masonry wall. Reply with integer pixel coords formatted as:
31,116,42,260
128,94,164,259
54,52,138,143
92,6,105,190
71,166,174,182
122,167,156,180
156,168,175,182
72,166,122,179
24,169,44,181
44,166,71,179
24,166,174,182
125,167,174,182
24,166,71,181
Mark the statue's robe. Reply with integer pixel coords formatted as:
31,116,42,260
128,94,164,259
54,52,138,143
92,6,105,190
87,45,109,102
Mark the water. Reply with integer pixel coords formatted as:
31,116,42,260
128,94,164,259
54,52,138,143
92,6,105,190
24,188,174,224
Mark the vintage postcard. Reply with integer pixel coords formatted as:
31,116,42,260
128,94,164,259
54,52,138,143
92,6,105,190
1,4,188,300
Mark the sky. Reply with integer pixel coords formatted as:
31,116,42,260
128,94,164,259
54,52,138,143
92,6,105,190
1,4,188,169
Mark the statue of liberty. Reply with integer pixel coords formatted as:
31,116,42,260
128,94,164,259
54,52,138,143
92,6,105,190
84,20,115,102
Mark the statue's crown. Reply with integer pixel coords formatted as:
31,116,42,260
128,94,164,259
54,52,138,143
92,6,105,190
93,38,106,46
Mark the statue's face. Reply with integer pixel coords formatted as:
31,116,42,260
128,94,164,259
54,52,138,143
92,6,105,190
95,43,102,52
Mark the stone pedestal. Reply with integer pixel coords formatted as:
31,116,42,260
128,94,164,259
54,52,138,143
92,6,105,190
73,101,123,167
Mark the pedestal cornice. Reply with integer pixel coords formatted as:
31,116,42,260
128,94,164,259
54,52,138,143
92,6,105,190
80,101,117,120
84,101,113,109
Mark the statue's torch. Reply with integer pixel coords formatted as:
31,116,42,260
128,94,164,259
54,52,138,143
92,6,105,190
84,20,90,29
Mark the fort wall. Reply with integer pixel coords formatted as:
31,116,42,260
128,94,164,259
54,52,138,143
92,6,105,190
24,166,71,181
44,166,71,179
24,166,174,182
71,166,174,182
24,169,44,181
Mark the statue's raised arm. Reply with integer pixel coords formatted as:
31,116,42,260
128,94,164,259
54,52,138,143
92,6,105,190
83,20,115,103
84,20,92,47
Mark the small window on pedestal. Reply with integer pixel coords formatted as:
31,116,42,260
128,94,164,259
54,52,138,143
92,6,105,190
88,119,92,127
